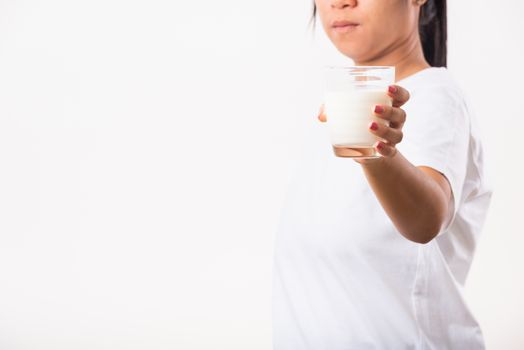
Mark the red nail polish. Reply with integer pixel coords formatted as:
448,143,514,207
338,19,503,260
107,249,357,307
374,105,384,114
376,142,383,150
369,122,378,130
388,85,397,94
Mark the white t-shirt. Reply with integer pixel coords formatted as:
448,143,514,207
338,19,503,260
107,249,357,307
271,67,493,350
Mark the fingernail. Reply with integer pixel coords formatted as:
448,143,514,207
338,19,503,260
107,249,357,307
376,142,384,150
369,121,378,131
388,85,397,94
374,105,384,114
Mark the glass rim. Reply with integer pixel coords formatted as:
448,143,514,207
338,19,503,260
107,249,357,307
323,65,394,70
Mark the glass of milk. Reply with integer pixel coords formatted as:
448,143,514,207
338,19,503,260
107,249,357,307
323,66,395,158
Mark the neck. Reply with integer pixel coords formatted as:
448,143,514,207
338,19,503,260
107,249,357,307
354,28,431,83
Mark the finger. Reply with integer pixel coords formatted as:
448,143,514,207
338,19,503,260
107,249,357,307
375,140,398,158
387,85,410,108
368,121,403,145
373,104,406,128
318,103,327,122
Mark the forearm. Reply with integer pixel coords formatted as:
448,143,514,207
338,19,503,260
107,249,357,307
360,151,449,244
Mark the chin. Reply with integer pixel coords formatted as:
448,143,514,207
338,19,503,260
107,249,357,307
334,44,374,64
334,45,361,61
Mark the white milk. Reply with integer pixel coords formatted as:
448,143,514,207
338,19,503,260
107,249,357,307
324,88,391,147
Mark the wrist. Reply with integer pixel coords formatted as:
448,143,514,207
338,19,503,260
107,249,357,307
354,155,387,167
357,149,400,169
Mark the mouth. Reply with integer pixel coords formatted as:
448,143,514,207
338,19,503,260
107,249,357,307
332,20,360,33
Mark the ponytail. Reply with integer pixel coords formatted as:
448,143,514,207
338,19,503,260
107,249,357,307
309,0,447,67
419,0,447,67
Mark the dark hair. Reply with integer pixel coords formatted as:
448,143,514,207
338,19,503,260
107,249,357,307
309,0,447,67
419,0,447,67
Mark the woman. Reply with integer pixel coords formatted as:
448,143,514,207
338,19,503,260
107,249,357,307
271,0,492,349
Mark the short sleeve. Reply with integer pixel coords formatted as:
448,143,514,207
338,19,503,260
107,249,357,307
397,85,470,235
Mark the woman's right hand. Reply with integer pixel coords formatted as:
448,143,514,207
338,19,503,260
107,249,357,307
317,103,326,122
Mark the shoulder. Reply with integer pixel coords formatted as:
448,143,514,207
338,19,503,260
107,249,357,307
400,68,471,128
401,68,466,106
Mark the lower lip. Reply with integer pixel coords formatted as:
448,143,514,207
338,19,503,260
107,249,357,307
333,24,359,33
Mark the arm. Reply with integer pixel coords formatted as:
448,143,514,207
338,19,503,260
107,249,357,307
359,152,452,244
318,85,453,244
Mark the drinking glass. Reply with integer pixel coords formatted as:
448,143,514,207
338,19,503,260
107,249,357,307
323,66,395,158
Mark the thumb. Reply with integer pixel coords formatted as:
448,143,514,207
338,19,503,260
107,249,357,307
318,103,327,122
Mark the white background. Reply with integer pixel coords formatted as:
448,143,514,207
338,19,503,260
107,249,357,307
0,0,523,349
